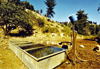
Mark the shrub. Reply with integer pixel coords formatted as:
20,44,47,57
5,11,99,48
82,27,91,36
61,24,65,27
42,26,59,33
37,18,44,27
97,31,100,37
42,26,49,33
49,27,59,33
61,27,71,36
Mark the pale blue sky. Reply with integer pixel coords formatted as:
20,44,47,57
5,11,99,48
21,0,100,24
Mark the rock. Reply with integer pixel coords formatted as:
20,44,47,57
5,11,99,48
0,60,4,64
80,45,84,48
65,61,70,65
46,41,49,44
51,42,56,44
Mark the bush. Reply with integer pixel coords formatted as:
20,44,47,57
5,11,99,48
82,27,91,35
49,27,59,33
37,18,44,27
42,26,59,33
97,31,100,37
61,24,65,27
42,26,49,33
61,27,71,36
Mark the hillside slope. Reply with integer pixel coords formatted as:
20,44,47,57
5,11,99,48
26,9,72,36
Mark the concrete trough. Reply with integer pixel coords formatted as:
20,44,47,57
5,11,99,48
9,41,67,69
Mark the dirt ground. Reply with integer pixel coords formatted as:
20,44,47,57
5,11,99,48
0,29,100,69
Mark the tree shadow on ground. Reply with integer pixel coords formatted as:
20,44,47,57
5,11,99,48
84,39,95,41
8,31,33,37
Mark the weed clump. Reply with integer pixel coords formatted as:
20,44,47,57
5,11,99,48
42,26,59,33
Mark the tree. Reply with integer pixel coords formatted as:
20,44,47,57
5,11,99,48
8,0,20,5
44,0,56,18
8,0,35,11
0,2,32,34
36,10,39,14
20,1,35,11
89,25,94,35
88,21,92,24
40,9,43,14
75,10,89,35
63,22,68,26
97,3,100,14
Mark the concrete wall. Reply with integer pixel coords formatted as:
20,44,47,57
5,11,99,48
9,41,66,69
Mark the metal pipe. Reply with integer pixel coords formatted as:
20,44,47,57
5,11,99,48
69,14,76,65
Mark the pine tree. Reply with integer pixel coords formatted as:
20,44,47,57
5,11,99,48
44,0,56,18
75,10,89,34
97,3,100,13
40,9,43,14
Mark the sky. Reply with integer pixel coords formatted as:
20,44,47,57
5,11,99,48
21,0,100,24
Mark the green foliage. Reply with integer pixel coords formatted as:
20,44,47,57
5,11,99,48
89,25,94,35
8,0,35,11
67,22,72,28
61,24,65,27
49,27,59,33
82,27,90,35
40,9,43,14
75,10,89,34
36,10,39,14
20,1,35,11
75,21,84,34
28,11,36,20
63,22,68,26
37,18,45,27
42,26,59,33
0,2,32,34
97,31,100,37
97,3,100,13
44,0,56,18
61,27,71,36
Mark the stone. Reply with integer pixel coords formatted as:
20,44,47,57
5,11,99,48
65,61,70,65
80,45,84,48
46,41,49,44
